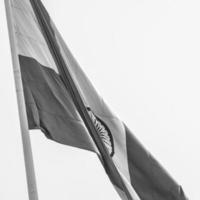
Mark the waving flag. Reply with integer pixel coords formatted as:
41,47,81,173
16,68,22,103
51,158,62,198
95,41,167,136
7,0,188,199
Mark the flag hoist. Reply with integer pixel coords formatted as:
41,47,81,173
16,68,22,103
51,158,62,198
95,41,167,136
5,0,188,200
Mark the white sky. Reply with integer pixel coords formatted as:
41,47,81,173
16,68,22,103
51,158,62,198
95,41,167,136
0,0,199,199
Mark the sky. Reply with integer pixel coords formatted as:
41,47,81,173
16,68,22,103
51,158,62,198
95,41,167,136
0,0,200,199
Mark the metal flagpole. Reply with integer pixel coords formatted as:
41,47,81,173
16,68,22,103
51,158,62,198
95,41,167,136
4,0,39,200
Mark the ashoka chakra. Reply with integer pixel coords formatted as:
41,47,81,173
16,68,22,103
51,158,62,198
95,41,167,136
87,107,114,157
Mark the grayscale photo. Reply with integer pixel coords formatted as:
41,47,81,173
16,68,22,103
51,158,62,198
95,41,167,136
0,0,198,199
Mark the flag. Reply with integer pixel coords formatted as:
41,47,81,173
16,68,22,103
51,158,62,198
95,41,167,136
8,0,188,199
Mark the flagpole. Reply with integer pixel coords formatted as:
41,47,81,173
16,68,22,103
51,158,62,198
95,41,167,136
4,1,39,200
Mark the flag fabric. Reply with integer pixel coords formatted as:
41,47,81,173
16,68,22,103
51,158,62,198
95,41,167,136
8,0,188,199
